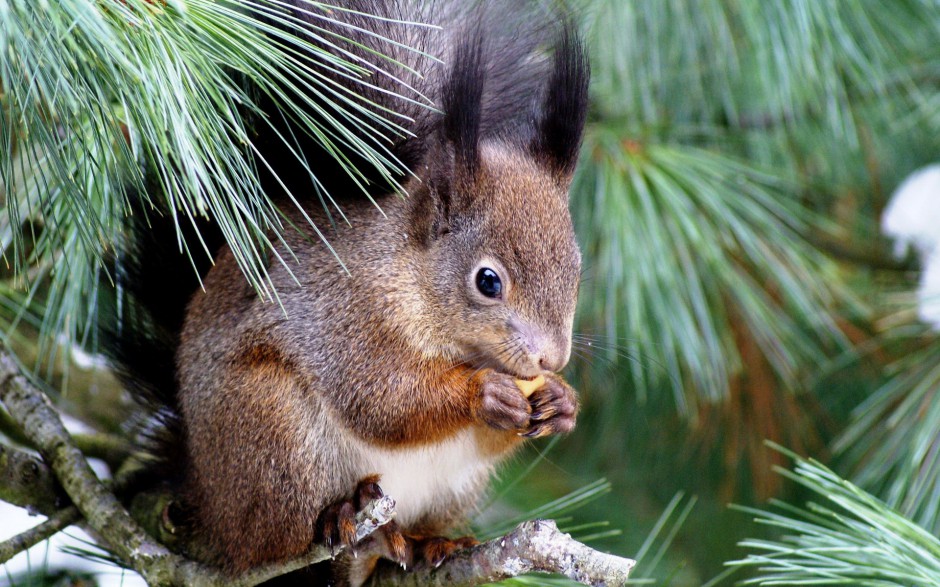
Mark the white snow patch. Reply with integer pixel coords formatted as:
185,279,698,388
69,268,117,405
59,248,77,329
54,334,112,371
60,413,96,437
0,501,146,587
919,253,940,329
883,164,940,330
883,165,940,258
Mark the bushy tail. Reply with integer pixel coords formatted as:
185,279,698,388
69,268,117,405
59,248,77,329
100,193,224,489
251,0,569,200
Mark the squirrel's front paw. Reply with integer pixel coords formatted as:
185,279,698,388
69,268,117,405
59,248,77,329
522,374,578,438
478,371,532,431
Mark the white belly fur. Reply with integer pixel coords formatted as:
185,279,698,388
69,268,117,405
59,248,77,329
355,428,495,528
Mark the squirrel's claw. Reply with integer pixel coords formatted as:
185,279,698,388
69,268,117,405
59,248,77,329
317,475,387,557
520,424,551,438
354,474,384,508
376,520,412,569
410,535,479,569
478,371,532,431
522,374,578,437
478,370,578,437
317,500,358,557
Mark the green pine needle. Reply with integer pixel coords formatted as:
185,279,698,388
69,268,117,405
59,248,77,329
729,446,940,586
835,320,940,536
0,0,429,363
573,136,847,412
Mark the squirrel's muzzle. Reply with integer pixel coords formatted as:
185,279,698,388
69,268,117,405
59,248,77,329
511,317,572,374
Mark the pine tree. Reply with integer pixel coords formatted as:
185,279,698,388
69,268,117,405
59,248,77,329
2,0,940,585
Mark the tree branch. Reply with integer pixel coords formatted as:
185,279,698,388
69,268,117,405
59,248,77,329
0,506,81,565
3,401,132,472
230,496,397,587
809,231,915,272
368,520,636,587
0,404,31,446
0,345,198,585
72,431,134,472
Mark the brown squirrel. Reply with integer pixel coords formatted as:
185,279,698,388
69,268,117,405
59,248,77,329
106,1,589,584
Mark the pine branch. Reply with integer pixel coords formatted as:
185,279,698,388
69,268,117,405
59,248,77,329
227,496,397,587
808,231,914,272
0,344,189,583
0,506,80,565
0,405,32,446
71,432,134,472
729,446,940,586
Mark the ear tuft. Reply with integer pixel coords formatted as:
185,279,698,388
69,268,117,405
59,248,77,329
532,22,590,177
442,30,486,177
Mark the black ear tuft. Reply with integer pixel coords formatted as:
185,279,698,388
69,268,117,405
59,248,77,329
442,30,486,177
532,22,590,177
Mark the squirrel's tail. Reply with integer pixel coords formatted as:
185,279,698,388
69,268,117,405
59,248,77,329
100,193,224,490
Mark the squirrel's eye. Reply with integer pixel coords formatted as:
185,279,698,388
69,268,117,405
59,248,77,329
476,268,502,299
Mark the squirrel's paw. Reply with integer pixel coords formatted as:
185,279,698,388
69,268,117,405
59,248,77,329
365,519,412,569
478,371,532,431
317,475,388,556
409,535,479,568
522,374,578,438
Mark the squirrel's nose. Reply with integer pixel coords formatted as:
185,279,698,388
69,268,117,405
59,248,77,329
511,317,572,373
538,343,570,373
528,330,571,373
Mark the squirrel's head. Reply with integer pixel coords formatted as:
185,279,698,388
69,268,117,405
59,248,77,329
407,23,589,378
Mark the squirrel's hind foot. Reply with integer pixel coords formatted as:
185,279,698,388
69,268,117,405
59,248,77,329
316,475,412,569
407,535,479,569
317,475,387,556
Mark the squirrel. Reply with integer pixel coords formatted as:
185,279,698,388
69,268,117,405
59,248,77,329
106,1,589,585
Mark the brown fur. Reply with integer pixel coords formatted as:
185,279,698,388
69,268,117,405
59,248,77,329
177,142,582,576
166,0,589,580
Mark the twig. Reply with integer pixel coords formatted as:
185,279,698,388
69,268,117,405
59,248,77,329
4,400,133,472
72,432,134,471
809,231,915,272
368,520,636,587
0,506,81,565
0,345,193,584
0,405,31,446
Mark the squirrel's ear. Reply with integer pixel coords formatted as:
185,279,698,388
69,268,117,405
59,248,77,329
531,23,590,178
441,31,485,182
417,29,484,234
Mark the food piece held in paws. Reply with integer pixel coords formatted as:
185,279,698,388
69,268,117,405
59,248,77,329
514,374,546,398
